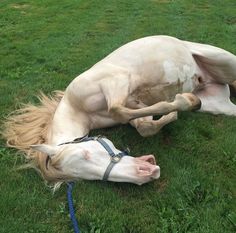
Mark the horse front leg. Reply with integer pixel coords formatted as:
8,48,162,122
109,93,201,123
130,112,178,137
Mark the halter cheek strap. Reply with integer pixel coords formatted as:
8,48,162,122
96,137,128,181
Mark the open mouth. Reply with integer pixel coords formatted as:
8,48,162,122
135,155,160,178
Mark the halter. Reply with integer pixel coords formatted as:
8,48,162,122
49,135,129,181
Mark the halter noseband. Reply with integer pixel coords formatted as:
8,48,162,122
47,136,129,181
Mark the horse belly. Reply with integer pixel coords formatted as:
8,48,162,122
129,84,181,106
131,65,199,106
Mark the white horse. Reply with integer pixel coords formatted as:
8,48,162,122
3,35,236,187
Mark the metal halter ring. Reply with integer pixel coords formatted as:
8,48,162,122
111,153,123,163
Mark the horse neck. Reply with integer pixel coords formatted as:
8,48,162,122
48,95,90,145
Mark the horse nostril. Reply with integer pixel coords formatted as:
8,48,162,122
148,157,156,165
136,155,156,165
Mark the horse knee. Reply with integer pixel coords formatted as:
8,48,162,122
136,121,158,137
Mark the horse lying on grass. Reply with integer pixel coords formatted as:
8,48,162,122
2,35,236,188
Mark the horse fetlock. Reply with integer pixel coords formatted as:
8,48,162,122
174,93,199,111
181,93,201,111
109,106,131,124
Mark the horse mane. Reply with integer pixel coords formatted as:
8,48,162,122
1,91,75,187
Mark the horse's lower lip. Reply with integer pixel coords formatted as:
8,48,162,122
137,163,160,178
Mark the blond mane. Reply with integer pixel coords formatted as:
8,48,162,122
1,91,75,186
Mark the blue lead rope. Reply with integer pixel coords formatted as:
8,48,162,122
67,182,80,233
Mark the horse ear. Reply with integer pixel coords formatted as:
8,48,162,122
30,144,57,157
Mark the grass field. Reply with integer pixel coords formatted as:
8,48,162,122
0,0,236,232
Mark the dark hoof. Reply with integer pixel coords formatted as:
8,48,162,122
192,99,202,111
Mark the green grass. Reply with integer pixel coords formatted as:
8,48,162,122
0,0,236,232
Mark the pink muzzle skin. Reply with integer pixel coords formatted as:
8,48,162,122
135,155,160,179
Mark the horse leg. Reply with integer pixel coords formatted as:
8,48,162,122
128,101,177,137
108,92,200,123
196,83,236,116
130,112,178,137
100,73,130,119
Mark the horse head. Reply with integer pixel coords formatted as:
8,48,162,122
31,137,160,185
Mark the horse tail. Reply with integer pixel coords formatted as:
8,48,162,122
1,91,69,186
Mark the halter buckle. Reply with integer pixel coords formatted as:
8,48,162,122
111,153,123,163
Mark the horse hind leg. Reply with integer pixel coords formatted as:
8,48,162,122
195,83,236,116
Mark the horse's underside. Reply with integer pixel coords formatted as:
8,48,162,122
2,35,236,186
